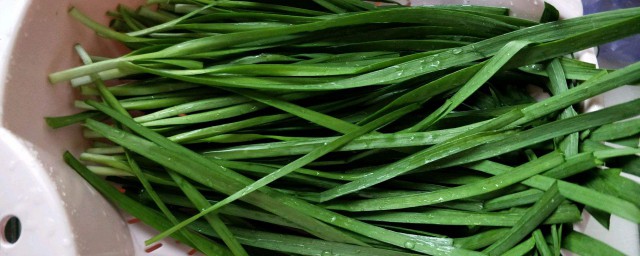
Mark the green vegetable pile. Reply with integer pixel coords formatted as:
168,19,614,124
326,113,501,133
47,1,640,255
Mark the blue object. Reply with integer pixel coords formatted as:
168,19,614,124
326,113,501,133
582,0,640,68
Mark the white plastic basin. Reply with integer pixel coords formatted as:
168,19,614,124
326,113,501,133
0,0,637,255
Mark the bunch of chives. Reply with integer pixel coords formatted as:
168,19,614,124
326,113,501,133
48,1,640,255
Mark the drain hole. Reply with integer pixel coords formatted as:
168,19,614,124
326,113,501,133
2,216,21,244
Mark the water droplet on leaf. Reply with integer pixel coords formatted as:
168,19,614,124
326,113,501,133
404,240,416,249
321,250,333,256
